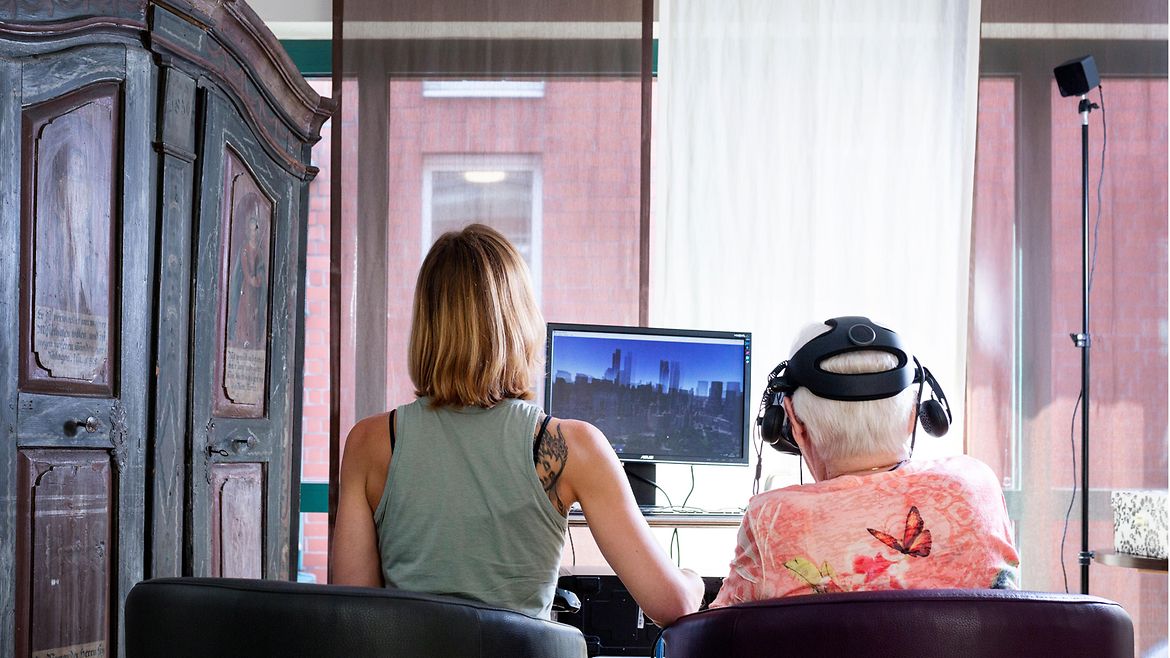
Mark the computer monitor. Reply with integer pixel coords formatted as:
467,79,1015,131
544,323,752,507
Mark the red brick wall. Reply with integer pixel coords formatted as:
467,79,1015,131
297,77,643,582
382,79,642,407
302,79,332,486
299,78,333,582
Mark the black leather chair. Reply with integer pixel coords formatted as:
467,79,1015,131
125,577,587,658
661,588,1134,658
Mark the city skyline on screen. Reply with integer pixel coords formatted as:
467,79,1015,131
545,327,750,463
549,332,745,393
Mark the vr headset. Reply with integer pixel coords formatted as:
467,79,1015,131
757,316,951,455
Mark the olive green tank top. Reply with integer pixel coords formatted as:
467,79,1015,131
373,397,567,619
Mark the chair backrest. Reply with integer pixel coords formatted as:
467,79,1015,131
661,589,1134,658
125,577,587,658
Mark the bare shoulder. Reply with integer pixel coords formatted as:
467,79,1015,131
534,417,614,515
343,412,393,463
547,418,625,498
550,418,612,460
342,411,395,514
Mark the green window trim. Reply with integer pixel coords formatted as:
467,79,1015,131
300,481,329,514
282,39,332,76
278,38,660,78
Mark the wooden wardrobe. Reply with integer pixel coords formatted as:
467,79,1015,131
0,2,333,656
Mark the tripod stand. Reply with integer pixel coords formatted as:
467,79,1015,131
1054,54,1100,596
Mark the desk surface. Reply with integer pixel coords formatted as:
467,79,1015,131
568,511,743,528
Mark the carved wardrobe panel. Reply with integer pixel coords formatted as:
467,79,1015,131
0,2,332,656
16,450,112,658
188,89,303,580
20,82,120,397
1,40,156,658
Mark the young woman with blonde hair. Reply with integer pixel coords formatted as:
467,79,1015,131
333,224,703,624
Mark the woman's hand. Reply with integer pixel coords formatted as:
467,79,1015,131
555,419,705,626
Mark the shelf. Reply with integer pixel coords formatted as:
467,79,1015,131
1094,551,1168,573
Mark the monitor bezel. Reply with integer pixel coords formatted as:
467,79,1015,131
544,322,753,466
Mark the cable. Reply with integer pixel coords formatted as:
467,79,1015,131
654,626,668,658
624,466,676,509
567,525,576,567
678,461,692,508
751,414,765,496
1060,391,1083,594
623,466,681,562
1088,85,1107,294
669,463,692,566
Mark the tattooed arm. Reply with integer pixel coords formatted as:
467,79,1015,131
534,416,571,514
543,418,704,626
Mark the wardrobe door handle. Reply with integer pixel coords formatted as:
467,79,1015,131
68,416,100,434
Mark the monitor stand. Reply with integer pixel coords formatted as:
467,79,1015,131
623,462,657,508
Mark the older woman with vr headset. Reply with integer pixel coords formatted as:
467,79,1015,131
711,317,1019,606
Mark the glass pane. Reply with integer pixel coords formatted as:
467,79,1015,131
1047,77,1167,653
971,72,1168,655
430,168,535,262
297,512,328,583
299,77,332,584
383,75,643,408
967,77,1018,490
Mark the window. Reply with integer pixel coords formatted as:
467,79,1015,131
298,76,333,584
421,154,543,296
378,77,643,410
972,40,1168,654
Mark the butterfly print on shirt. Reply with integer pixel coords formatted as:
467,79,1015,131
783,556,845,594
867,505,933,557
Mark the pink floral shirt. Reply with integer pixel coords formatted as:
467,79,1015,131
711,455,1019,606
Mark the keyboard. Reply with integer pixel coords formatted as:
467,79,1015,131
568,505,743,516
567,507,743,528
638,506,744,517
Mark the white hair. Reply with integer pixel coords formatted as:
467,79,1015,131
788,321,916,466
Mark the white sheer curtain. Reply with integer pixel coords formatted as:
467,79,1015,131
651,0,981,500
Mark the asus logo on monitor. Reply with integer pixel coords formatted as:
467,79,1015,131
639,455,655,460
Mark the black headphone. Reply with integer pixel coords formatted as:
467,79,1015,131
757,316,952,455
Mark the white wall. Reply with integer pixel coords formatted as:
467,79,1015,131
250,0,331,38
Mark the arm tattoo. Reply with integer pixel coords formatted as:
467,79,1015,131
535,421,570,515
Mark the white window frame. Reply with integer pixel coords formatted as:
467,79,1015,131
421,153,543,299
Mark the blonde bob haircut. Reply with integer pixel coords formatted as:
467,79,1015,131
409,224,545,408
